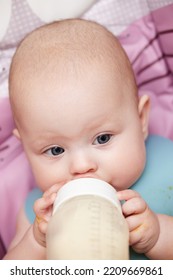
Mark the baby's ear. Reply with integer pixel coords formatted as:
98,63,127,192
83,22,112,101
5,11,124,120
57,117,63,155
138,94,150,140
13,128,21,140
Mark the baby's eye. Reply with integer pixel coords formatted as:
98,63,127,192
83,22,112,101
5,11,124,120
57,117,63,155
94,134,112,145
45,146,65,156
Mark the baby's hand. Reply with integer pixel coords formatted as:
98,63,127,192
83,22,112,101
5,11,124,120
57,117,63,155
117,189,160,254
33,184,59,248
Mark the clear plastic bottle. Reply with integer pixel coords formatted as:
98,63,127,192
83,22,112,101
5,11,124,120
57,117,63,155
46,178,129,259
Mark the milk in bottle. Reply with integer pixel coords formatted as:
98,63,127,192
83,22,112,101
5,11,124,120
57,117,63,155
46,178,129,259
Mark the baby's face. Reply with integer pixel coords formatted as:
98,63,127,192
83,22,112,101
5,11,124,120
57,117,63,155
17,64,147,192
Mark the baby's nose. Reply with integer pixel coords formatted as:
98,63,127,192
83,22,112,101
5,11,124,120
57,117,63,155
69,150,98,177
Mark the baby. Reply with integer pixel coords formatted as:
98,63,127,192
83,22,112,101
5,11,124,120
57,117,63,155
4,19,172,259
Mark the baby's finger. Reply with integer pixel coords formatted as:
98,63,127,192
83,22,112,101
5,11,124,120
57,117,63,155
129,225,143,247
128,221,151,251
121,196,147,216
43,184,60,198
37,219,48,235
117,189,140,201
34,192,56,219
125,213,143,232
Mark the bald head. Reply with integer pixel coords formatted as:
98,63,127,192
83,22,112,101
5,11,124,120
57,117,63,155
9,19,137,124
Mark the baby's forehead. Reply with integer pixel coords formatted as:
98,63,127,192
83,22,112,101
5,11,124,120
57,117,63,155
10,20,137,118
12,19,128,74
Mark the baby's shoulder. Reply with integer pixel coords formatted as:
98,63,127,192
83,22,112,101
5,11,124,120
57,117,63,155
8,205,31,251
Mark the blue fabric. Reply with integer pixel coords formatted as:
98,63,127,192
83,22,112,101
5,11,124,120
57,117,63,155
25,188,42,224
25,135,173,259
130,135,173,259
132,135,173,215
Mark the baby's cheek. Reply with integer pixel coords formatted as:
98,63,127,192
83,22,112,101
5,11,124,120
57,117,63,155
35,168,68,192
108,148,145,190
31,166,55,191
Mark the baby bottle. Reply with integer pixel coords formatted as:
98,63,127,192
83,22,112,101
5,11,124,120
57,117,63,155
46,178,129,259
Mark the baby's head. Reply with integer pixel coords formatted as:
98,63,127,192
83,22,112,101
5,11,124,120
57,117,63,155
9,19,150,192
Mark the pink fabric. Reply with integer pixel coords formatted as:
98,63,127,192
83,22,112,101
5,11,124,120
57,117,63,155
0,98,36,249
119,4,173,140
0,1,173,254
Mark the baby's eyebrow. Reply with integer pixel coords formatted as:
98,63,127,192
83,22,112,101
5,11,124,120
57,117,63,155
33,136,58,147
